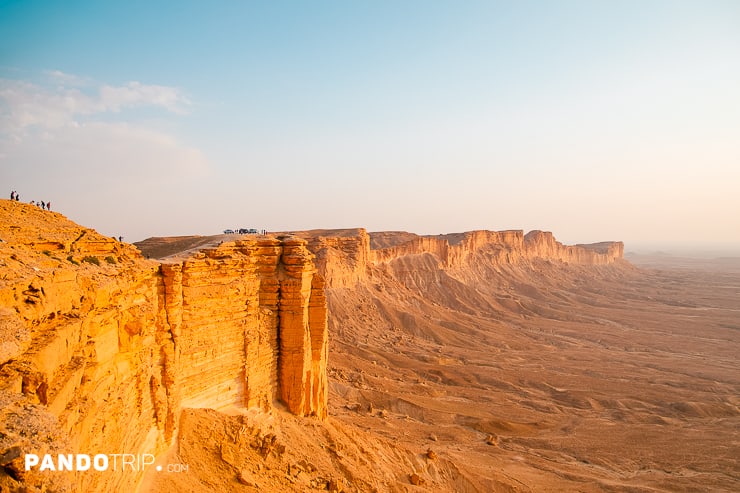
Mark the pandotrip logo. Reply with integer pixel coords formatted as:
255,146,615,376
24,454,189,473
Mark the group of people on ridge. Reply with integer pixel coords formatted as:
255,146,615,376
9,191,51,211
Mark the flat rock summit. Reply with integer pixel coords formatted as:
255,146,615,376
1,199,738,492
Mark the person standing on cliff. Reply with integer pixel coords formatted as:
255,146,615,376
10,191,15,200
46,201,51,210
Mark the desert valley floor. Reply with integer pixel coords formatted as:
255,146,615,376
139,234,740,493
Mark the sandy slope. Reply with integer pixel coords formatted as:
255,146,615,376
324,249,740,491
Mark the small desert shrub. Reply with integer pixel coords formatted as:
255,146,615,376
81,256,100,266
42,250,51,256
105,256,117,265
67,255,79,266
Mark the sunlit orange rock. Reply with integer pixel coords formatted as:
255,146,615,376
0,200,327,493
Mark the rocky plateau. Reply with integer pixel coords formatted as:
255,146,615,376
1,199,738,492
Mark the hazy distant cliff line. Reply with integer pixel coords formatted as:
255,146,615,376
285,227,623,290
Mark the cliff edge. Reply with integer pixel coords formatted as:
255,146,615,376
0,199,630,493
287,228,624,289
0,200,327,493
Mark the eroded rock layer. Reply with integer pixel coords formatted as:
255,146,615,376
0,200,327,493
288,228,624,286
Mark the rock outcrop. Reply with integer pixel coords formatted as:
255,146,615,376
158,236,327,419
288,228,624,286
0,200,327,493
285,229,371,289
371,229,623,268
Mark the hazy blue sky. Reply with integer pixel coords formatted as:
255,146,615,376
1,1,739,250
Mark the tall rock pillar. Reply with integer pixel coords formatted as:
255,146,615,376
277,238,327,418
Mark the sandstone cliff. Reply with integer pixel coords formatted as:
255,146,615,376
273,229,371,289
371,229,623,268
0,200,327,493
0,199,629,493
288,228,623,287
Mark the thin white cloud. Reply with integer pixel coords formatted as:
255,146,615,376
99,81,190,115
0,71,210,241
44,70,91,87
0,74,191,137
8,121,209,179
0,80,91,133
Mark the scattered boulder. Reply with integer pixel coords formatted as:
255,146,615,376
409,472,424,485
296,459,317,473
237,469,260,488
485,434,499,446
311,477,330,489
328,477,344,492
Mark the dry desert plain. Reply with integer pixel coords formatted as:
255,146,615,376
138,231,740,493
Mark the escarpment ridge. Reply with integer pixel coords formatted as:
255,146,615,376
1,198,648,493
370,228,623,267
0,200,327,492
297,230,739,492
283,228,623,288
